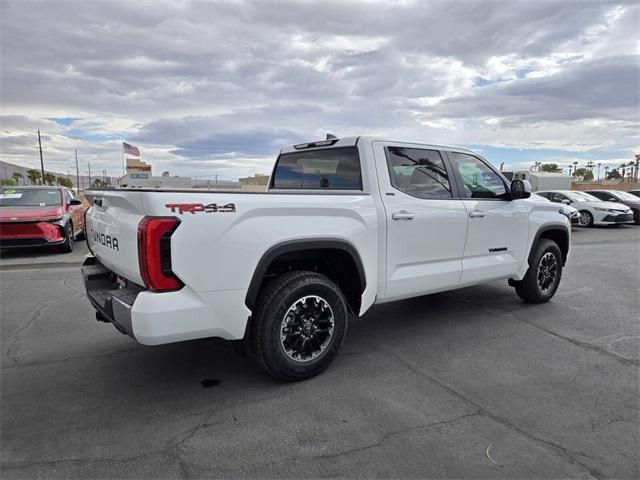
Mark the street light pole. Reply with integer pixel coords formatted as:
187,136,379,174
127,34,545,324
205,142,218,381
37,129,45,183
75,149,80,192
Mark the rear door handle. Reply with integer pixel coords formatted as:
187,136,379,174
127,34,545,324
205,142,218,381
392,210,415,220
469,209,485,218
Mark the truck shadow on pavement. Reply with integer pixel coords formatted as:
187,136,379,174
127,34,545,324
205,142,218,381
84,281,520,394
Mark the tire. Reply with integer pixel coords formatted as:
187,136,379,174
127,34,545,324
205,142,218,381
249,270,349,381
514,239,563,303
60,222,74,253
579,210,593,227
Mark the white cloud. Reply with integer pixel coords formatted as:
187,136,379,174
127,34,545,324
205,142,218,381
0,0,638,179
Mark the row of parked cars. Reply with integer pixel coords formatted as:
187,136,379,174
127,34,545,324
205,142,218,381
534,189,640,227
0,185,638,257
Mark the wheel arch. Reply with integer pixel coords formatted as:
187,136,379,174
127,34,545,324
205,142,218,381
529,225,569,265
245,238,367,314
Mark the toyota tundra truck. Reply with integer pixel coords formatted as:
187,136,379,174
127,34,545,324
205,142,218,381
82,136,570,380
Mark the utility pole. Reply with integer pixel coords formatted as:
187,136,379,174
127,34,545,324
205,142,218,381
88,162,92,187
75,149,80,192
37,129,45,183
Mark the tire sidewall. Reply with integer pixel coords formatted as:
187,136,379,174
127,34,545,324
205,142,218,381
262,278,348,379
532,243,562,301
61,222,74,252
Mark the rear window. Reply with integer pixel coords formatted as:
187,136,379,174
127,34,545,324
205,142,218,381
271,147,362,190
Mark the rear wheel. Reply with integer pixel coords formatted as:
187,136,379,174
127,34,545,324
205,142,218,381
249,271,349,381
514,239,563,303
578,210,593,227
60,222,74,253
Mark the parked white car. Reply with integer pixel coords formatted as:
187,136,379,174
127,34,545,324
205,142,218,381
530,193,582,226
83,136,571,380
536,190,634,227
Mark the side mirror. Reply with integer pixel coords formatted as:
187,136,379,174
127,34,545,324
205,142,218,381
510,179,531,200
69,199,82,206
561,199,571,205
608,197,617,202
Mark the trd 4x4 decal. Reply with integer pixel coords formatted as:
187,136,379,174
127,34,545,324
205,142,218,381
165,203,236,214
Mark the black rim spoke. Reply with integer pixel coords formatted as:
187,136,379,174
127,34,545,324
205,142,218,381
537,252,558,292
280,295,335,363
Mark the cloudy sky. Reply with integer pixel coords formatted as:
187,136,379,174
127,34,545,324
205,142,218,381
1,0,638,181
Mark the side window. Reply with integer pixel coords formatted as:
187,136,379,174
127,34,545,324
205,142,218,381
549,193,567,203
384,147,452,199
536,192,549,199
271,147,362,190
588,191,607,201
448,152,507,199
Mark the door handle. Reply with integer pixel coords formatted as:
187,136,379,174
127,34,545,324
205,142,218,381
469,209,485,218
392,210,415,220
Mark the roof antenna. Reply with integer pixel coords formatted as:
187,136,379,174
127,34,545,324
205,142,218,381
326,133,337,140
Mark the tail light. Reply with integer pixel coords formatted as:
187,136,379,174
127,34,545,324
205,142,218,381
137,216,183,292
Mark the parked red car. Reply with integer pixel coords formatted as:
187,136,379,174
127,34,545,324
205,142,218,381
0,186,85,252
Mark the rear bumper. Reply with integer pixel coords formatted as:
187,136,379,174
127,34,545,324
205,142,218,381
82,256,251,344
0,221,65,248
82,256,143,337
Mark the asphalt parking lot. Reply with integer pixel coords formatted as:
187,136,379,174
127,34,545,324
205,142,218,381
1,227,639,479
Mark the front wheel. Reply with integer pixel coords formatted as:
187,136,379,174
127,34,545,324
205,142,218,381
514,239,563,303
60,223,74,253
578,210,593,227
249,271,349,381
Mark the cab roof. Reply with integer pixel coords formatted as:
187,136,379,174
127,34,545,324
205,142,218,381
279,135,478,156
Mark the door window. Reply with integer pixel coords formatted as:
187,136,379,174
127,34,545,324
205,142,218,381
549,192,568,203
385,147,452,199
588,191,609,201
449,152,507,199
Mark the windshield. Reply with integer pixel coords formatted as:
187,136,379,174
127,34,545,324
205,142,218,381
614,191,639,202
0,189,62,207
567,191,599,203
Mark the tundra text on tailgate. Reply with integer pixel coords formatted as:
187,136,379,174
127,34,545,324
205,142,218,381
83,136,571,381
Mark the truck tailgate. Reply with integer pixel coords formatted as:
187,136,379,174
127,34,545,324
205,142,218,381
85,190,146,286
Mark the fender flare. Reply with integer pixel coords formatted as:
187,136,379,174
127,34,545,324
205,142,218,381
528,224,570,265
244,238,367,310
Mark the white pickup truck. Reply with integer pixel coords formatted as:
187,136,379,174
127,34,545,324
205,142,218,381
83,136,570,380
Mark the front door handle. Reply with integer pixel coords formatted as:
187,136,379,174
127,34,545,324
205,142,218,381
392,210,415,220
469,209,485,218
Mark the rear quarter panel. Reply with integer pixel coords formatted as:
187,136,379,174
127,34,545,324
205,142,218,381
140,191,379,314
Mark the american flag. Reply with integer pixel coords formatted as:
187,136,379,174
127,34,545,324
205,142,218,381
123,142,140,157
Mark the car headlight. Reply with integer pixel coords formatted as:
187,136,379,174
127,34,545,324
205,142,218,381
593,207,617,213
558,207,573,220
44,214,69,226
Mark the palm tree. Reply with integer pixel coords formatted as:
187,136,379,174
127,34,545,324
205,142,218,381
43,172,56,185
11,172,23,186
57,176,73,188
26,169,41,185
